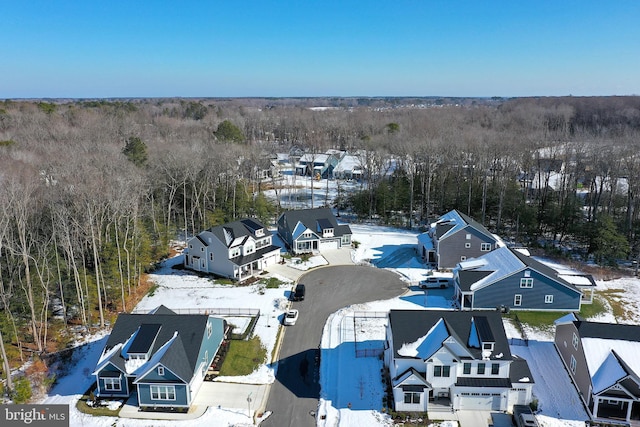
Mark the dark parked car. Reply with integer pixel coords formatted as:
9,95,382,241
291,284,306,301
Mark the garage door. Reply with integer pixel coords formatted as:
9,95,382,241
319,239,339,251
458,392,501,410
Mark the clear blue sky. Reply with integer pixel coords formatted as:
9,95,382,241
1,1,639,98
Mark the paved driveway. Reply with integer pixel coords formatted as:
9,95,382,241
261,266,407,427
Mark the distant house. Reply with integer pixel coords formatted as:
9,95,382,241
554,313,640,424
417,210,503,269
277,207,352,254
453,246,589,312
334,154,364,180
295,153,340,178
385,310,533,413
92,306,227,411
184,218,281,280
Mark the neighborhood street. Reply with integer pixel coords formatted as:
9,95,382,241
261,265,407,427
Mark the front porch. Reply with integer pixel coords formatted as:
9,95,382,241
591,396,640,426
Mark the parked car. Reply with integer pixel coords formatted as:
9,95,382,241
419,277,451,289
283,309,299,326
291,284,306,301
513,405,539,427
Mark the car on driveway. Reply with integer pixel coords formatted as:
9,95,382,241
283,309,299,326
419,277,451,289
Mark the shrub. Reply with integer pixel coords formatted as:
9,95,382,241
12,377,32,403
352,240,360,249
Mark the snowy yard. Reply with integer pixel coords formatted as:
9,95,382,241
37,212,640,427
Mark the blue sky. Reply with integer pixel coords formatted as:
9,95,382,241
1,1,639,98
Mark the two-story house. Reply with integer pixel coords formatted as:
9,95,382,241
92,306,227,411
418,210,503,270
385,309,533,413
555,313,640,425
277,207,352,254
184,218,281,280
453,246,589,312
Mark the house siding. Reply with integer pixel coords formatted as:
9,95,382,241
554,323,592,406
137,383,189,408
95,369,129,397
472,269,581,311
438,226,497,269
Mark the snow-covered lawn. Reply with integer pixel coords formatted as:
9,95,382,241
38,216,640,427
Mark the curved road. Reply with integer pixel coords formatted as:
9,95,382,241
262,265,407,427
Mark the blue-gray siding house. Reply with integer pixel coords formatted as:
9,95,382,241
418,210,503,270
92,306,226,411
453,247,585,311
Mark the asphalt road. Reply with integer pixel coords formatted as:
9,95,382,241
262,265,407,427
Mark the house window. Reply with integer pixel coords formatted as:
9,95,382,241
434,365,450,377
157,366,164,376
209,253,214,261
207,322,212,338
150,385,176,401
483,342,494,351
514,294,522,306
189,244,193,249
460,256,467,261
404,392,421,404
104,377,121,391
477,363,486,375
570,355,577,374
465,243,471,249
520,278,534,288
572,333,579,350
463,363,471,375
481,243,491,251
524,270,531,278
200,247,204,252
545,295,554,304
491,363,499,375
466,233,471,240
342,235,350,244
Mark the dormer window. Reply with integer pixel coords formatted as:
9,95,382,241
483,342,494,351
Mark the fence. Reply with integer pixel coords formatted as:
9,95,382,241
131,307,260,316
355,348,384,358
352,311,388,358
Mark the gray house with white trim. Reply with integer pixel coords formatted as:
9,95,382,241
184,218,281,280
277,208,352,254
453,247,588,311
418,210,503,270
554,314,640,425
92,306,226,411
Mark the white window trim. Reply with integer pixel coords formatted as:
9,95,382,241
466,233,471,240
481,243,491,251
150,385,176,401
157,366,164,376
460,256,467,261
545,295,554,304
572,333,579,350
465,242,471,249
514,294,522,306
520,278,534,288
104,377,121,391
570,355,577,374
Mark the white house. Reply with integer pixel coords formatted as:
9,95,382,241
385,310,533,413
184,218,281,280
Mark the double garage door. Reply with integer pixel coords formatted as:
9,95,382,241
319,239,339,251
457,392,502,410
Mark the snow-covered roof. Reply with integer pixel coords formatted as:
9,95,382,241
398,318,448,359
334,155,363,173
558,274,595,287
582,337,640,389
465,247,526,291
590,351,627,394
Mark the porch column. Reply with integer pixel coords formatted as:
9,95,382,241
626,399,632,421
592,397,600,419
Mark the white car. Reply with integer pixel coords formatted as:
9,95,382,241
283,309,299,326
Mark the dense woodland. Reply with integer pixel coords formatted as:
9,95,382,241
1,96,640,393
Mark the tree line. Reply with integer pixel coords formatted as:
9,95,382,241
0,96,639,392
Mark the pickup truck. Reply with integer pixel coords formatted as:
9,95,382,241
512,405,539,427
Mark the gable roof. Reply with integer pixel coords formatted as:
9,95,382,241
279,208,352,238
432,210,496,242
388,310,511,361
572,321,640,388
197,218,268,249
100,310,221,381
455,246,579,293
